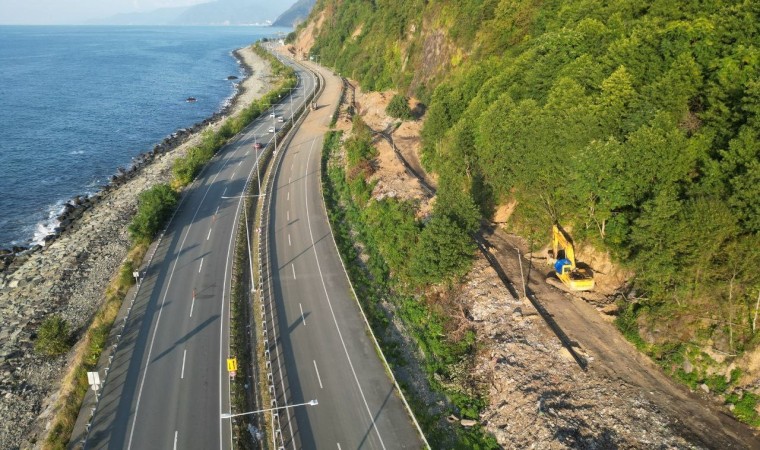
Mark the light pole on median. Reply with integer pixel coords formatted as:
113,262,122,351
222,194,264,294
220,399,318,419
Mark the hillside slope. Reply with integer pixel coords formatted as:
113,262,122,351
273,0,316,28
298,0,760,437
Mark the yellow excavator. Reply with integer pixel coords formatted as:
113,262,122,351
546,224,595,292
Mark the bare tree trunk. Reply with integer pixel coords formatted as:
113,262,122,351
753,289,760,334
728,274,736,352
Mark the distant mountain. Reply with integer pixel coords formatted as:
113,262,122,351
272,0,315,28
94,0,295,26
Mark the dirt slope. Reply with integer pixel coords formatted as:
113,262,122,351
478,228,760,448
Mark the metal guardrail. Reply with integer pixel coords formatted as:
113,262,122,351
255,55,323,449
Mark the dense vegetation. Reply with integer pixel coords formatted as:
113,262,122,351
305,0,760,426
323,128,497,448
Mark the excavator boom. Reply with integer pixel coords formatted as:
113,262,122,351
549,225,594,292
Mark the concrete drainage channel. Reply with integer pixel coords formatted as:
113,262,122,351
254,55,324,449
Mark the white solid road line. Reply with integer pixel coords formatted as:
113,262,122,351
181,349,187,379
127,137,240,450
313,360,323,389
300,303,306,327
302,137,387,449
199,257,204,273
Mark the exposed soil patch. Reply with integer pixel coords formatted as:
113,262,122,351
476,228,760,448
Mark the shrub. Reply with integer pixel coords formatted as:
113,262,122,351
410,215,475,285
727,392,760,427
386,94,413,120
35,315,71,356
128,184,179,243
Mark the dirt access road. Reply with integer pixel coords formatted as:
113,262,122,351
481,226,760,449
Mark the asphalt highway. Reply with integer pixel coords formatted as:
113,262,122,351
264,55,424,449
85,54,316,450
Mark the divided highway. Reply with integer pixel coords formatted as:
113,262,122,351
84,55,315,449
84,47,424,450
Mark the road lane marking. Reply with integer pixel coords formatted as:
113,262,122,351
190,294,195,318
222,188,227,197
126,107,245,450
231,171,237,178
198,257,204,273
287,191,290,201
300,303,306,327
174,431,178,450
288,234,291,246
302,137,387,448
292,263,296,280
337,444,342,450
181,349,187,379
287,210,289,221
313,360,323,389
207,228,212,240
238,160,243,166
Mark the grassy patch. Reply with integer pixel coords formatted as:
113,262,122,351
34,315,72,357
726,392,760,427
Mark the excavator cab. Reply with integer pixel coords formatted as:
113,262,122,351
547,225,594,292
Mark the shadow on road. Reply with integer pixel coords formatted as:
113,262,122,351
150,314,219,364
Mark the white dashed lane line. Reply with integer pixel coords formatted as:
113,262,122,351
313,360,323,389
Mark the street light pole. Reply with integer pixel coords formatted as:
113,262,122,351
220,399,318,419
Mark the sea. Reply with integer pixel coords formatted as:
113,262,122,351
0,25,289,248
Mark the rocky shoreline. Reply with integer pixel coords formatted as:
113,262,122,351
0,45,274,449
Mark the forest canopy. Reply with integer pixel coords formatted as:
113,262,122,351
309,0,760,351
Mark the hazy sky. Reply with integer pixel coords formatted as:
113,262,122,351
0,0,211,24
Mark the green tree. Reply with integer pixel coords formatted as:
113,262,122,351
410,215,475,285
720,128,760,233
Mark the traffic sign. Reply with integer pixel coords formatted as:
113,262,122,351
87,371,101,391
227,358,238,372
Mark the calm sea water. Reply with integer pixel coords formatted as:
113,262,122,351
0,26,288,248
